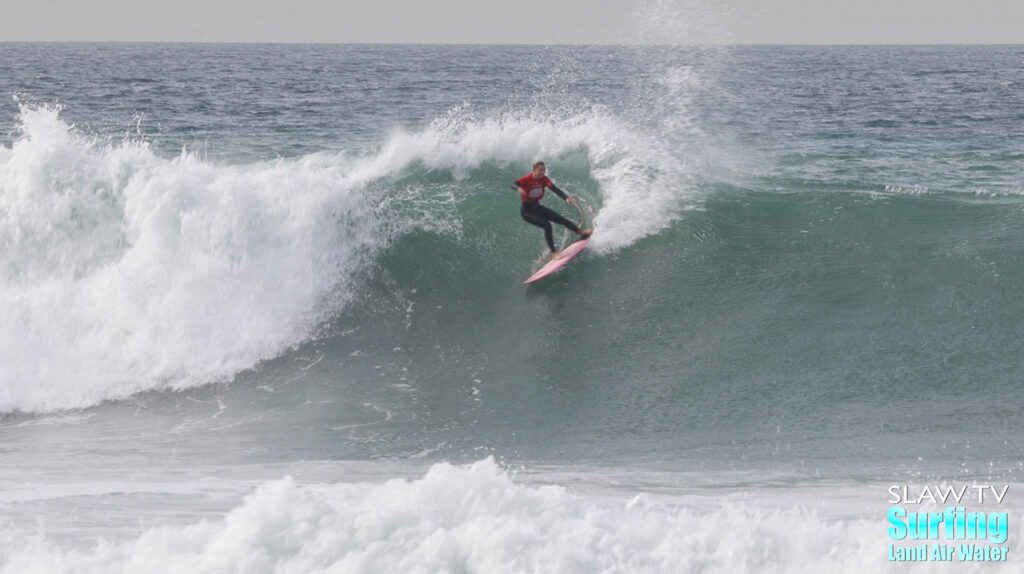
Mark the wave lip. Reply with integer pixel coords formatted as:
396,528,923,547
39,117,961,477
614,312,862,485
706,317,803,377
379,105,701,253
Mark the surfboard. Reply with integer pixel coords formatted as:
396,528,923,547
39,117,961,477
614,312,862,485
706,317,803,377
523,238,591,284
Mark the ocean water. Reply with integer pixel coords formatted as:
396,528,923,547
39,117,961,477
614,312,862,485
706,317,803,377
1,42,1023,572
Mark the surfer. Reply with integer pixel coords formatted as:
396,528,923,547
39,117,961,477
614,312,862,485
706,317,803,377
513,161,593,260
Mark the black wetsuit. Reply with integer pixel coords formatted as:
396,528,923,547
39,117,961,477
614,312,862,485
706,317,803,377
512,182,582,252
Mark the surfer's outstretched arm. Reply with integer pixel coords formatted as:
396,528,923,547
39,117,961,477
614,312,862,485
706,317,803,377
548,183,570,201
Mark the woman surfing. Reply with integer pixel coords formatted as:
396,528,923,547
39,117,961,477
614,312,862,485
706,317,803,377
512,161,593,260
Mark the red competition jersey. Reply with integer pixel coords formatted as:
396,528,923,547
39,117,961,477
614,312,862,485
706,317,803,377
516,173,554,202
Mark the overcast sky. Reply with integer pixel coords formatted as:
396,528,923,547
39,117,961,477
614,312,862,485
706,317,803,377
1,0,1021,44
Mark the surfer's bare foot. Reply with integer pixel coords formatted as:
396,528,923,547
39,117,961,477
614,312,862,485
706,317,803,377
551,251,565,260
576,228,593,238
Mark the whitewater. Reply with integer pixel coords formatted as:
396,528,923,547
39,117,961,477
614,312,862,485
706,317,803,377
2,43,1024,572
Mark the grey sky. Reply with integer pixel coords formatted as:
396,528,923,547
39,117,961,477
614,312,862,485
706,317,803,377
1,0,1021,44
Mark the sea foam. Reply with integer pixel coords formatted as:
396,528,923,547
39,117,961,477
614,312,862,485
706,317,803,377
0,105,384,412
0,458,906,574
